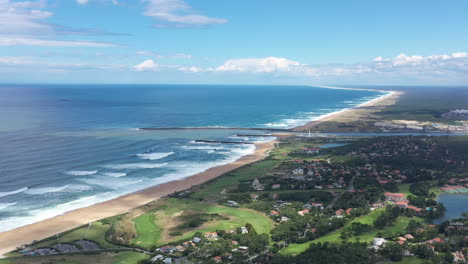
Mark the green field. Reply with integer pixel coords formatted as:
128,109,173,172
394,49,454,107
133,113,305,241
131,212,162,249
119,198,275,249
279,209,423,256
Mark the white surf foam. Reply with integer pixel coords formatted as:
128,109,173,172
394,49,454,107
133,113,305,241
79,176,144,188
0,144,257,233
0,193,115,232
260,92,391,129
102,172,127,177
65,170,98,176
0,202,17,210
25,185,69,195
0,187,28,198
137,152,174,160
102,163,168,170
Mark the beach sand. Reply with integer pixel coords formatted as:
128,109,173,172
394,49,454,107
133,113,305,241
0,86,401,256
0,141,276,256
293,89,402,132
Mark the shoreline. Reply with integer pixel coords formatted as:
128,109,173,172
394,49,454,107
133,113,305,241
0,141,277,256
293,88,401,131
0,85,399,256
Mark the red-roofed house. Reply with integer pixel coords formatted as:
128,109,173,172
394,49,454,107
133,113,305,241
395,201,409,208
384,192,406,202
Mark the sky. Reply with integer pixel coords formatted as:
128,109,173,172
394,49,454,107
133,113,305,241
0,0,467,85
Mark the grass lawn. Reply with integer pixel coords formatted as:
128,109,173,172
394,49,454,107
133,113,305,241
279,209,423,256
0,251,149,264
31,222,123,250
190,159,281,200
131,212,162,249
398,184,413,197
147,198,274,246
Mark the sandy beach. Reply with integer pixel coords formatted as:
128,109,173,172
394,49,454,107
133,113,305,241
293,88,402,131
0,86,400,256
0,141,276,256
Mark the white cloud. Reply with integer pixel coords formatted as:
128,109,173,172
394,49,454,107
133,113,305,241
133,59,160,71
0,0,53,34
0,56,125,71
215,57,304,73
175,52,468,83
136,50,193,59
0,37,116,47
0,0,119,46
178,66,204,73
142,0,227,28
76,0,119,5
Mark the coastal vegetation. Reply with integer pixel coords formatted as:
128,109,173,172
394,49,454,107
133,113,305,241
3,135,467,263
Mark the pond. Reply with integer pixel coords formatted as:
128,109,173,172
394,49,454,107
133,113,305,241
432,193,468,224
320,143,349,148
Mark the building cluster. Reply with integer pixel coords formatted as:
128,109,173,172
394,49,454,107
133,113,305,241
18,240,100,257
154,227,252,263
347,139,440,161
372,220,467,263
384,192,423,212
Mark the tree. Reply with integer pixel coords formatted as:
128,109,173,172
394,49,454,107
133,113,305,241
380,242,404,261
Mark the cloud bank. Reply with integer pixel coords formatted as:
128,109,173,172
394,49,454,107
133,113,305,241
142,0,227,28
0,0,117,46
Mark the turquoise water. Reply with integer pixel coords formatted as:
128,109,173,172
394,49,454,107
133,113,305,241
0,84,385,232
433,193,468,224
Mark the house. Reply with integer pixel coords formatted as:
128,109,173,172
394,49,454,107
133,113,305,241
395,201,409,208
335,209,345,218
212,256,222,263
292,168,304,175
384,192,406,202
270,210,279,216
158,246,174,254
250,194,259,200
298,209,309,216
204,232,218,240
163,258,172,264
407,205,422,212
238,246,249,254
372,238,387,249
192,237,201,243
280,216,290,222
150,255,164,263
272,184,281,190
302,148,320,154
241,226,249,234
404,234,415,240
227,200,239,207
174,245,185,252
252,178,264,191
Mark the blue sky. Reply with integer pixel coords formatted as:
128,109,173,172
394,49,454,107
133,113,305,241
0,0,467,85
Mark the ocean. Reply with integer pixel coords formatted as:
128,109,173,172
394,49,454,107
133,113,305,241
0,84,386,232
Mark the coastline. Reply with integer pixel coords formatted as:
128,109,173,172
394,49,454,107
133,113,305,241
293,87,401,131
0,141,277,256
0,85,399,256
